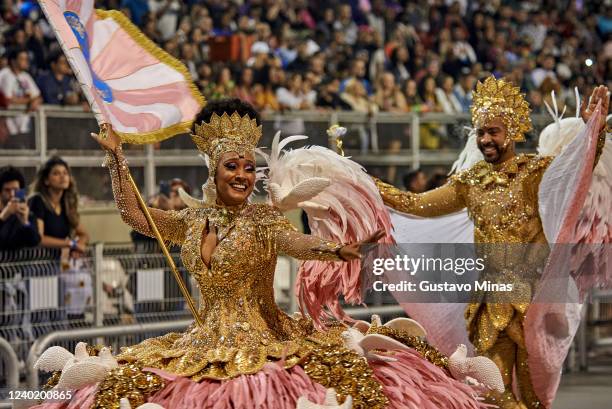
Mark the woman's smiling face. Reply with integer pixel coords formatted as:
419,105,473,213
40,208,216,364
214,151,256,206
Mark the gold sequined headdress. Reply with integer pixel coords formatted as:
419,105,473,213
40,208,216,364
190,112,262,204
471,76,532,142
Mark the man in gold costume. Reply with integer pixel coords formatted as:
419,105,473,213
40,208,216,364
375,77,609,409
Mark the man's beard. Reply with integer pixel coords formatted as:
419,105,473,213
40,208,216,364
478,141,504,163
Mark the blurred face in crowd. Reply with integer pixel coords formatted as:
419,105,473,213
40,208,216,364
45,164,71,191
404,79,417,97
396,46,409,63
215,152,256,206
442,76,454,93
11,51,29,72
219,67,232,84
14,29,26,47
476,118,513,164
289,74,303,91
241,68,253,86
51,55,72,76
182,43,194,60
424,77,436,94
542,55,555,70
352,60,366,79
462,75,475,92
339,5,351,21
191,28,204,43
198,63,212,80
407,172,427,193
323,8,334,23
381,73,396,91
1,180,20,207
310,55,325,75
427,59,440,77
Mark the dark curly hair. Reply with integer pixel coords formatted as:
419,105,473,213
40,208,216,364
192,98,261,131
0,166,26,190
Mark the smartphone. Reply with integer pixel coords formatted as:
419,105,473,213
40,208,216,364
159,181,170,197
15,188,26,202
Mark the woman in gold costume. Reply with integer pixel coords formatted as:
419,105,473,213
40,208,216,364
32,99,493,409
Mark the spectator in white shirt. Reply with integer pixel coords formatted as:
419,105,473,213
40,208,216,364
531,54,557,88
148,0,181,41
276,73,315,110
0,49,41,135
451,26,477,66
435,75,462,114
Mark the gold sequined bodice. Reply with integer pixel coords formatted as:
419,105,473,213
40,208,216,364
376,154,553,245
455,155,552,244
105,148,344,380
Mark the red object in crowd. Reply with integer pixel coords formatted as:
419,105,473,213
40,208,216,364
208,34,255,63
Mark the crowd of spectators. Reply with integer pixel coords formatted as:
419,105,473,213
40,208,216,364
1,0,610,117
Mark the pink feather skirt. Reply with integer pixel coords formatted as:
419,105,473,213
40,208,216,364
31,351,489,409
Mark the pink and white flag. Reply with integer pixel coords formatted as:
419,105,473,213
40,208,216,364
38,0,205,143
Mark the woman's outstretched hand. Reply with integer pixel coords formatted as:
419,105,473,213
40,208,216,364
338,229,386,261
90,124,121,152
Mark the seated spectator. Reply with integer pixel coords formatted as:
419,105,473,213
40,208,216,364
531,53,557,88
0,166,40,249
0,48,41,135
276,73,315,110
374,72,408,113
233,67,256,106
252,66,282,112
435,75,463,114
36,51,80,106
453,72,476,113
340,78,378,114
316,78,348,110
403,79,427,112
388,46,412,83
403,169,427,193
28,156,89,254
333,4,358,45
209,67,235,100
418,75,442,113
340,59,373,96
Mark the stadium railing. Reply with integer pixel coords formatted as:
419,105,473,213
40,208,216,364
0,105,556,200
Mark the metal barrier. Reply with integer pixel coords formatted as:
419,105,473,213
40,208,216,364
0,106,556,200
0,336,19,390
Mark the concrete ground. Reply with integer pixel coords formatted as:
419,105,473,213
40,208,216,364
553,367,612,409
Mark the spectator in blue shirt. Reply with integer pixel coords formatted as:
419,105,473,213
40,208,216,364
37,51,79,105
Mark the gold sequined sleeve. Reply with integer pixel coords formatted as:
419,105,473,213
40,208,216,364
105,147,187,245
256,205,343,261
374,177,466,217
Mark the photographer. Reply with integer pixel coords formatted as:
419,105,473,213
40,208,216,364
0,166,40,249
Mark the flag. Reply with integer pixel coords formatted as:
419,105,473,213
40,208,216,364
38,0,205,143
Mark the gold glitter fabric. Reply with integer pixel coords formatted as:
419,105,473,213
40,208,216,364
376,154,553,244
94,363,165,409
471,76,532,142
302,345,389,409
365,325,449,369
377,153,555,408
107,147,348,380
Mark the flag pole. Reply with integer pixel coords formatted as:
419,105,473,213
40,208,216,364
101,125,204,328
